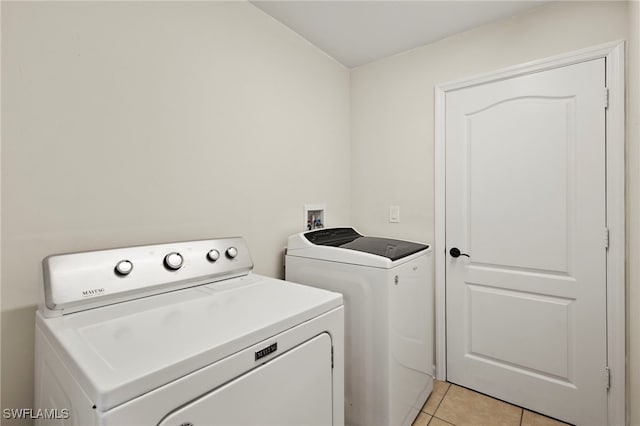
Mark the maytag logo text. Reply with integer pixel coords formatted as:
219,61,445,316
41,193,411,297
82,288,105,297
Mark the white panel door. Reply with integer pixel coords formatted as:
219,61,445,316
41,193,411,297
159,333,333,426
445,59,606,425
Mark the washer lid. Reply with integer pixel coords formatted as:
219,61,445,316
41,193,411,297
36,275,342,411
337,236,427,261
287,228,430,267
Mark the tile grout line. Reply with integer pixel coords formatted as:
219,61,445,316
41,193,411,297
432,382,453,419
519,407,524,425
430,414,456,426
427,383,565,426
420,381,448,416
431,414,455,426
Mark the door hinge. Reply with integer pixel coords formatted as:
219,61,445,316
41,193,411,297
604,87,609,109
331,346,334,369
605,228,610,249
605,366,611,390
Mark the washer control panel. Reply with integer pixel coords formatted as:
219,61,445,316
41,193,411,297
42,237,253,316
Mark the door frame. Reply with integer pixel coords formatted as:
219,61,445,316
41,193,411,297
434,41,625,425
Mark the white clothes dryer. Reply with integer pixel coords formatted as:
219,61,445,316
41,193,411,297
285,227,433,426
35,237,344,426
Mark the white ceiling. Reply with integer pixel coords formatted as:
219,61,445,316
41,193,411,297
251,1,550,68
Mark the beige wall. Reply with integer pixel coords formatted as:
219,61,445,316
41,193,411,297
1,2,350,421
628,2,640,425
350,0,635,423
3,0,639,424
351,1,628,243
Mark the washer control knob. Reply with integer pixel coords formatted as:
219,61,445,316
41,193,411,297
226,247,238,259
207,249,220,262
115,260,133,276
164,252,184,270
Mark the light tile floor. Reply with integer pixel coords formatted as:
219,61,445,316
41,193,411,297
413,380,571,426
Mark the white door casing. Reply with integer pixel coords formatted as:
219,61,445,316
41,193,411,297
434,41,625,426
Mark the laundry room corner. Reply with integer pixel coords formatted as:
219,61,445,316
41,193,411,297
3,0,640,424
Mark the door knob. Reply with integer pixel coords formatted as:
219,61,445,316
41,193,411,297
449,247,470,258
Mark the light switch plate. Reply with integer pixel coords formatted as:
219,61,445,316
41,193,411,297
389,205,400,223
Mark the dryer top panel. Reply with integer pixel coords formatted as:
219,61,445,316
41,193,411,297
36,274,342,411
303,228,429,261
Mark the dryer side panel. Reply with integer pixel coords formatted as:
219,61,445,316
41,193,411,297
35,323,96,426
388,253,434,426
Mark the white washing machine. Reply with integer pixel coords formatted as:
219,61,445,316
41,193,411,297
35,237,344,426
285,227,433,426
